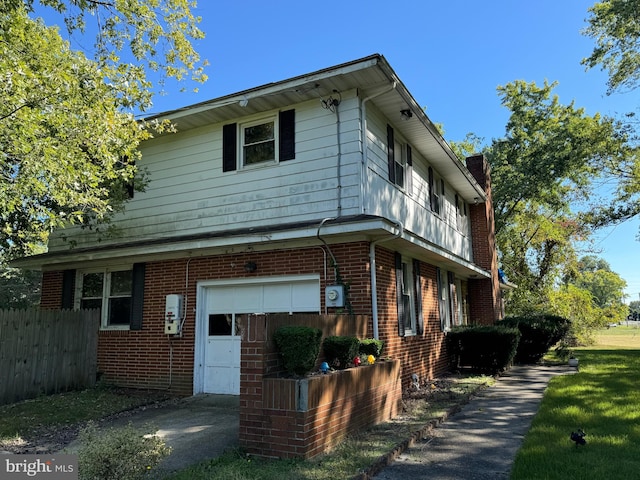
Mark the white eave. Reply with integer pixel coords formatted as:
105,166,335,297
146,54,486,204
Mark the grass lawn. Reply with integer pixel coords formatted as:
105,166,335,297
510,326,640,479
0,387,169,452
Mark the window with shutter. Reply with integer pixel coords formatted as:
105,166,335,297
75,265,144,330
222,110,295,171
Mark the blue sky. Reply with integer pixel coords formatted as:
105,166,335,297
48,0,640,302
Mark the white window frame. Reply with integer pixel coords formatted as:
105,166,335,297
75,267,133,330
437,268,451,331
240,115,278,168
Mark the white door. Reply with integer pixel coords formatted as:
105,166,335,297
197,276,320,395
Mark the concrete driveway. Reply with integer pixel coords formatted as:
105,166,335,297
64,394,239,474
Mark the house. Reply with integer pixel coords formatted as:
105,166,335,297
15,54,504,398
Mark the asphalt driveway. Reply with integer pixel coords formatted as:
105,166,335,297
63,394,239,474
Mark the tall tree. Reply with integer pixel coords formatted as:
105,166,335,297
582,0,640,95
475,80,633,313
0,2,205,258
581,0,640,230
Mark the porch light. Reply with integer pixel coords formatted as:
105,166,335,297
400,109,413,120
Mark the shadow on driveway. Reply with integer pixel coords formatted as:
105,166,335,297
63,394,239,474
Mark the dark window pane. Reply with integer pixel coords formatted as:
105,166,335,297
81,298,102,311
245,122,274,144
244,141,275,164
110,270,132,296
209,314,232,336
82,273,103,297
109,297,131,325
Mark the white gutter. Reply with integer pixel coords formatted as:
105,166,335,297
370,220,403,340
360,82,397,214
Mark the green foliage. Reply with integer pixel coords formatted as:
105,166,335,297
446,325,520,373
0,1,206,257
18,0,207,110
358,338,384,358
78,422,170,480
498,315,571,364
273,326,322,376
582,0,640,95
322,336,360,369
548,284,602,345
553,255,628,344
0,266,41,308
480,79,635,315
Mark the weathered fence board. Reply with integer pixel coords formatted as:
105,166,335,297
0,309,99,405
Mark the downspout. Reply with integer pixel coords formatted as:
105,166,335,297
360,82,397,214
370,221,403,340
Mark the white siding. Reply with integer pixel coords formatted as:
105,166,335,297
364,104,473,262
48,95,364,250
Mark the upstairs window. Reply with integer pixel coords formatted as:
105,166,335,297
223,109,295,172
429,167,443,215
387,125,413,192
242,118,275,166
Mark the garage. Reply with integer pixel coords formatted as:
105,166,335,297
193,275,321,394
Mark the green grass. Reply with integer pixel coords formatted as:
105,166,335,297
511,329,640,480
0,387,168,440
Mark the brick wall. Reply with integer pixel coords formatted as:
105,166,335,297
240,314,402,459
466,154,502,324
39,236,487,394
373,248,451,387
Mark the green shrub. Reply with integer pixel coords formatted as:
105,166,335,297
446,325,520,373
273,325,323,376
359,338,384,357
323,336,360,369
498,314,571,363
78,422,170,480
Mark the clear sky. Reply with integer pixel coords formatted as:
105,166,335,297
55,0,640,302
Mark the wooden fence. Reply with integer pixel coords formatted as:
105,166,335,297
0,309,99,405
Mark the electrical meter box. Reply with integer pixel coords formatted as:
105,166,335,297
164,294,183,334
325,285,345,308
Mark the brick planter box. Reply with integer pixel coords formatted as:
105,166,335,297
240,359,402,459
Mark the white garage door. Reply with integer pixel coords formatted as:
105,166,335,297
195,276,320,395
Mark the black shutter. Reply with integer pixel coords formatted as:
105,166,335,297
428,167,435,211
279,109,295,161
406,145,413,194
130,263,146,331
413,259,424,335
387,125,396,184
222,123,237,172
61,269,76,309
395,252,405,337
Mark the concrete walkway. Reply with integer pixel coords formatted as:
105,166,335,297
373,364,574,480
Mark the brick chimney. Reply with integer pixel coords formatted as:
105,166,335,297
465,154,502,324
